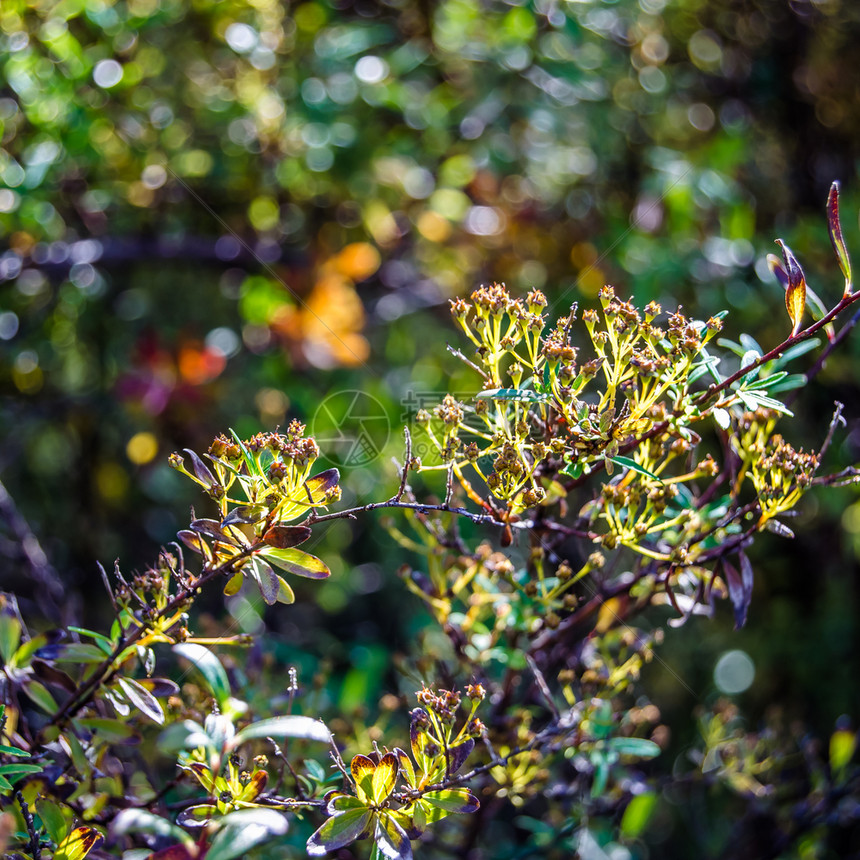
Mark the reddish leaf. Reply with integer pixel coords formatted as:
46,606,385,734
222,504,267,526
262,525,312,548
445,739,474,776
776,240,807,336
302,468,340,505
183,448,218,487
722,555,754,630
827,181,853,296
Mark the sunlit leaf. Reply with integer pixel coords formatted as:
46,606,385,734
307,808,373,857
173,643,230,706
327,793,367,814
351,754,377,805
222,504,267,526
830,728,856,776
231,715,332,747
275,574,295,604
223,570,244,596
259,547,330,579
776,239,807,336
828,180,853,295
372,753,398,803
301,468,340,505
249,555,279,605
113,809,192,846
421,788,480,815
54,825,104,860
206,809,288,860
393,748,416,788
374,812,413,860
620,791,658,839
0,609,21,663
176,804,217,829
183,448,218,487
117,676,165,724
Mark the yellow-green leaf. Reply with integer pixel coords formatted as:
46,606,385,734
259,547,330,580
275,575,295,604
307,808,373,857
350,754,376,805
371,753,398,804
224,570,244,596
830,728,856,776
54,825,104,860
776,239,807,336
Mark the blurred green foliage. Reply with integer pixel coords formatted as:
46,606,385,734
2,0,860,856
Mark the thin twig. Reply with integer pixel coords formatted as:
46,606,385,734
15,791,40,860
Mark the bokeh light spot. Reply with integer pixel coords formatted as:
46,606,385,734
714,649,755,694
126,432,158,465
93,59,124,88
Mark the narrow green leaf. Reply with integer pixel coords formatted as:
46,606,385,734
23,680,58,713
229,429,263,477
0,743,30,756
36,797,68,845
173,643,230,706
609,456,663,484
0,762,44,777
